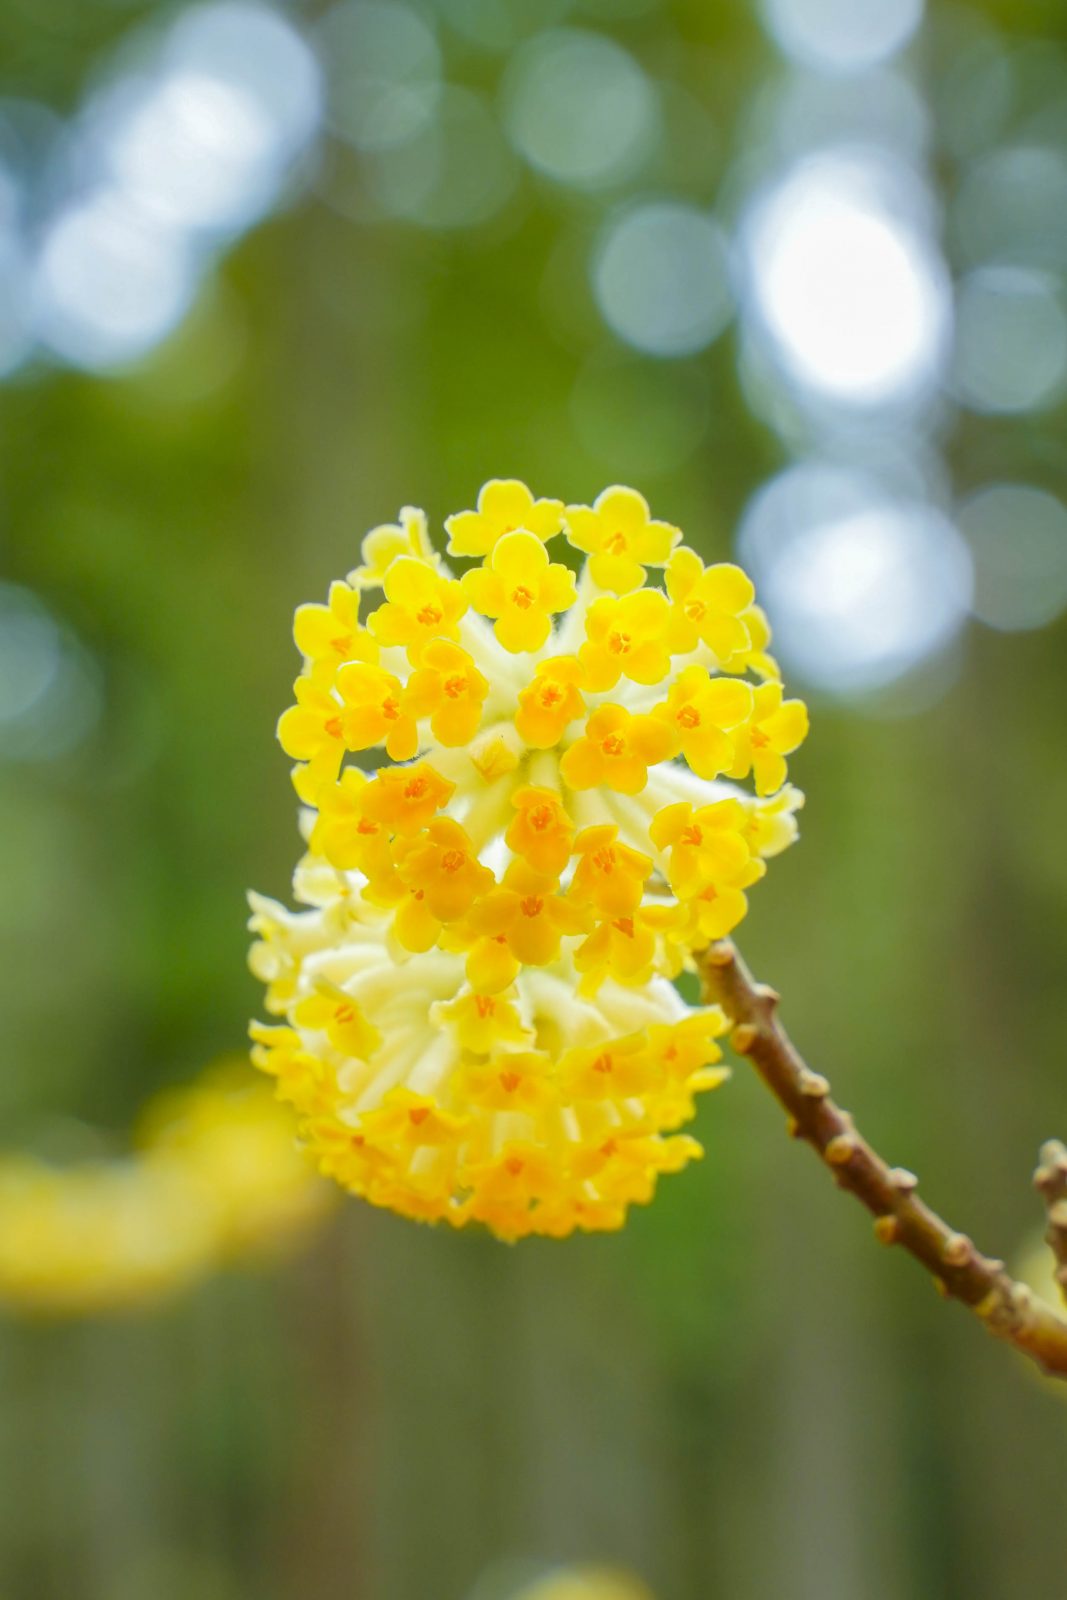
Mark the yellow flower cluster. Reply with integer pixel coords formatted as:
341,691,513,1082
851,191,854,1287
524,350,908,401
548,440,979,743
251,482,808,1241
0,1063,333,1316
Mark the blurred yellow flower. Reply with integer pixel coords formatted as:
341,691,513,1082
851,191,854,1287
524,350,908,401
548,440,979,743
251,481,808,1240
0,1063,333,1316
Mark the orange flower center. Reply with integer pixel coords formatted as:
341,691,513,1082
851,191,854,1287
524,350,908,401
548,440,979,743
608,630,632,655
404,776,428,799
529,805,553,831
601,734,625,757
677,705,700,729
416,604,443,627
540,682,563,706
324,715,343,739
440,849,465,873
592,847,615,874
499,1071,521,1093
751,727,770,750
511,585,534,610
613,917,635,938
681,824,702,846
520,895,544,918
474,995,496,1018
443,674,467,699
605,531,628,554
382,696,400,720
593,1053,613,1074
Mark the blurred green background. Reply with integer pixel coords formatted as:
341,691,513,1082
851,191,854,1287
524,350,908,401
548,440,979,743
2,0,1067,1594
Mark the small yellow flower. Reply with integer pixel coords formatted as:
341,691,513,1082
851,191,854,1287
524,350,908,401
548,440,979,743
368,556,468,663
359,760,456,836
457,859,590,987
742,784,805,858
461,530,577,652
445,478,564,557
292,991,381,1059
564,485,680,593
568,824,652,917
515,655,586,747
559,703,678,795
276,677,346,782
558,1033,655,1101
506,785,575,876
432,988,533,1052
310,769,394,876
335,661,419,762
348,505,435,589
293,580,378,672
728,681,809,795
401,638,489,747
665,548,755,661
649,799,755,900
459,1050,552,1114
574,911,660,989
389,818,495,951
579,589,675,692
733,602,780,680
651,665,753,780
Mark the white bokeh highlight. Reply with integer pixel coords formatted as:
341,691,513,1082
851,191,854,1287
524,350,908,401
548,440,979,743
761,0,924,75
593,201,732,357
959,484,1067,633
743,154,950,407
739,463,973,693
502,28,656,189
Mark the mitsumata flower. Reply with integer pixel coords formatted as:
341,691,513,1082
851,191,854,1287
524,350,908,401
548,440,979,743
250,479,808,1241
0,1064,332,1315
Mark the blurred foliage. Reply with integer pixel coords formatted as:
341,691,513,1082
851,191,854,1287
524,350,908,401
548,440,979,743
2,0,1067,1597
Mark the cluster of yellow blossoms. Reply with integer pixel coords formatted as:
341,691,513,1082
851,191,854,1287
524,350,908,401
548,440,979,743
0,1063,333,1316
251,482,808,1241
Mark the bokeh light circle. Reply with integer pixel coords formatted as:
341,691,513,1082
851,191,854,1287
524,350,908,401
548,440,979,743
761,0,924,74
739,462,973,694
502,28,656,189
953,266,1067,414
743,154,949,406
593,201,732,357
959,484,1067,632
34,190,196,369
318,1,440,153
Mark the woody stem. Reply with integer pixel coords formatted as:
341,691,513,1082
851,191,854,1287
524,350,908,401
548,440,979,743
695,940,1067,1382
1034,1140,1067,1310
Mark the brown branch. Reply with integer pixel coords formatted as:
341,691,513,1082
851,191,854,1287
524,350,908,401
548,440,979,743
696,940,1067,1382
1034,1140,1067,1310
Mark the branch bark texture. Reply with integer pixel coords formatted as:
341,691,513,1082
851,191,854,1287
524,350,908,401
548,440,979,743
1035,1140,1067,1310
696,940,1067,1382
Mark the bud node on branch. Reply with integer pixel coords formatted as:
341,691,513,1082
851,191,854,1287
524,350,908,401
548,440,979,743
696,939,1067,1382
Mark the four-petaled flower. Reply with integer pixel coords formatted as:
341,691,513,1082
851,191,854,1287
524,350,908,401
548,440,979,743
368,556,468,662
514,655,586,747
461,530,577,652
560,703,677,794
565,485,681,593
445,478,564,557
652,665,754,779
402,638,489,748
726,682,810,796
579,589,675,692
666,548,755,662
